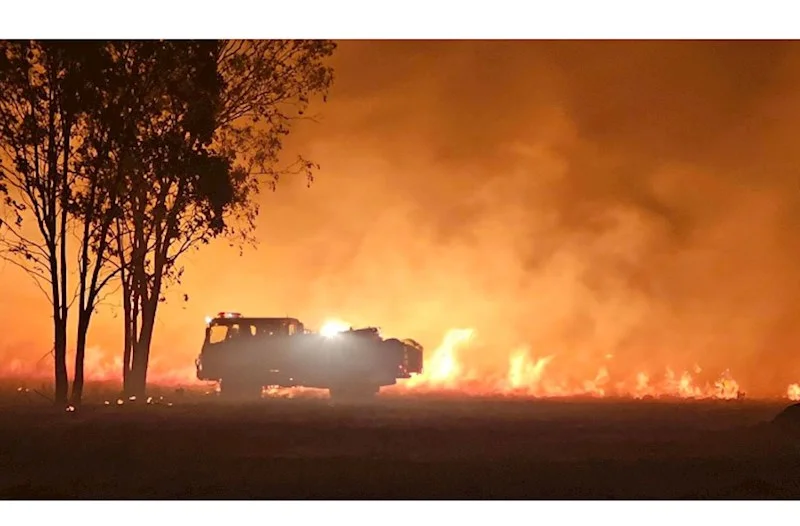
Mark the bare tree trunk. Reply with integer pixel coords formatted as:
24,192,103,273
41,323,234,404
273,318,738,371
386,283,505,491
71,314,89,405
127,184,179,398
122,240,143,397
50,250,68,405
49,241,67,405
53,314,68,405
121,276,139,395
122,284,132,392
116,216,134,393
49,71,69,407
128,297,157,398
58,110,72,406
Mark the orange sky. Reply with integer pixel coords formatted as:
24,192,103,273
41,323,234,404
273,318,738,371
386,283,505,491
3,40,800,396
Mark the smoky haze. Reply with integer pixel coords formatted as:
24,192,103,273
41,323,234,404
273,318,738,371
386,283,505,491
2,40,800,396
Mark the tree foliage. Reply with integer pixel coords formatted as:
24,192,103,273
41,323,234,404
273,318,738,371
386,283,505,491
112,40,337,396
0,40,337,401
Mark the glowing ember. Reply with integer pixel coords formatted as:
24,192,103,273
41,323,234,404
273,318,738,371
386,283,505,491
788,384,800,401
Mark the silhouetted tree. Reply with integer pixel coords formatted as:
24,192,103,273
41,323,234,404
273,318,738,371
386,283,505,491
67,42,157,404
0,41,174,406
116,40,336,397
0,40,336,402
112,40,234,394
0,41,114,405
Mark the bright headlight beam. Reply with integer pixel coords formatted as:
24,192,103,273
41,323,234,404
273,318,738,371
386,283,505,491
320,319,349,338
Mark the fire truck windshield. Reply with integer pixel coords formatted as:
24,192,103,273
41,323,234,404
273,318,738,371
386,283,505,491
206,318,300,344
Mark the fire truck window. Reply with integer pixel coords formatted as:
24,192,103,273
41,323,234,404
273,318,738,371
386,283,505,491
208,325,229,344
248,325,257,336
288,324,296,336
225,324,242,340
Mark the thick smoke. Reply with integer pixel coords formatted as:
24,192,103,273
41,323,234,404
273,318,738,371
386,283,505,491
3,41,800,396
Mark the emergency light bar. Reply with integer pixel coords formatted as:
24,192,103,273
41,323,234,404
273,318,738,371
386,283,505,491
217,312,242,319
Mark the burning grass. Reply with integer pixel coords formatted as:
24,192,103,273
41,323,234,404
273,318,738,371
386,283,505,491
2,328,799,402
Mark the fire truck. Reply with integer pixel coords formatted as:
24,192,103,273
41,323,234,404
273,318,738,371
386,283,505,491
195,312,424,401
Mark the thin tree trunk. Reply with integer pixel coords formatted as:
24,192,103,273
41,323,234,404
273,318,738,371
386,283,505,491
49,71,69,407
116,215,134,393
59,108,73,406
121,233,141,397
129,290,140,393
71,314,89,405
128,297,157,398
53,315,68,405
50,255,68,405
122,290,132,392
121,276,137,394
127,181,179,397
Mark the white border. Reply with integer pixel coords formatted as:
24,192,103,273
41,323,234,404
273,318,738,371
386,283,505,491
2,0,800,515
1,501,799,524
0,0,798,39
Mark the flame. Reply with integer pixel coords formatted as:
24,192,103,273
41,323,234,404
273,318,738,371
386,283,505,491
0,345,199,387
507,350,552,392
663,368,703,398
632,372,655,398
391,327,756,400
1,326,797,401
405,328,473,389
713,370,741,400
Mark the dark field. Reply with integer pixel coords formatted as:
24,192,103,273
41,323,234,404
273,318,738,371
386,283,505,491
1,388,800,499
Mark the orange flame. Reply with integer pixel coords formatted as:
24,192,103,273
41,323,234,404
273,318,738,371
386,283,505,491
394,328,752,400
506,350,552,394
405,328,473,389
2,328,797,401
